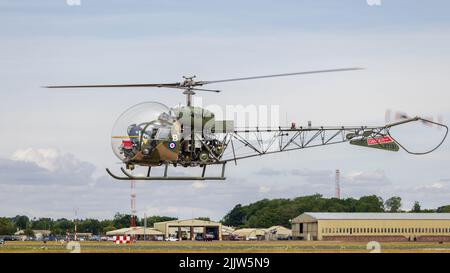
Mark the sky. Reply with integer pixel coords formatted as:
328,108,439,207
0,0,449,221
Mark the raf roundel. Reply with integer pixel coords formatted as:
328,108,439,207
168,141,176,150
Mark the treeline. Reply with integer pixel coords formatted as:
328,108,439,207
221,194,450,228
0,213,179,236
1,195,449,235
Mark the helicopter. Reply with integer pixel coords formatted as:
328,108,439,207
46,68,448,181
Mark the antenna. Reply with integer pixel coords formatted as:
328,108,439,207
335,169,341,199
74,208,78,241
130,180,136,229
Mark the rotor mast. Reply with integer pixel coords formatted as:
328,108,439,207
182,76,196,107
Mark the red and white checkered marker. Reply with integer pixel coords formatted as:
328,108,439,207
114,235,130,244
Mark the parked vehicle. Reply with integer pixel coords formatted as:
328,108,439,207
2,236,18,241
90,235,101,241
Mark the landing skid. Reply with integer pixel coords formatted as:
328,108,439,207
106,163,226,181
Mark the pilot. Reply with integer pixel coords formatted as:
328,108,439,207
127,124,140,145
141,125,160,153
158,112,171,122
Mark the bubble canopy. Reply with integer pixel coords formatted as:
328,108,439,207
111,102,178,161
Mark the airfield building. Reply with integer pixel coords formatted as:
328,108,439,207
231,228,266,240
221,226,235,240
291,212,450,242
264,226,292,240
106,227,164,240
14,229,51,240
153,219,222,240
106,219,222,240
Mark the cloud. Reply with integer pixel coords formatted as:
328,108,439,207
0,1,449,222
399,179,450,210
255,168,332,178
1,148,96,186
0,148,133,219
0,149,265,220
255,168,282,176
344,169,391,187
192,181,206,189
290,169,332,177
12,148,62,172
254,167,335,187
258,186,270,193
0,147,448,221
11,148,96,176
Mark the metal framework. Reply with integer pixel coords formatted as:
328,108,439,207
218,124,389,163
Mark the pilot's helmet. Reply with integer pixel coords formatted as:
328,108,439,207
158,112,171,122
127,124,138,135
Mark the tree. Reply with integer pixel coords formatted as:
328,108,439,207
13,215,30,230
385,196,402,212
0,217,16,235
222,204,246,227
31,217,53,230
78,219,102,235
222,194,386,228
100,219,114,234
437,205,450,213
144,216,178,227
112,213,138,228
52,218,74,235
195,217,210,221
411,201,421,212
103,225,116,234
355,195,385,212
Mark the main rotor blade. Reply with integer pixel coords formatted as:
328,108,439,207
197,67,363,85
44,83,181,88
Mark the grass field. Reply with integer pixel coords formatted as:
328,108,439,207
1,240,450,253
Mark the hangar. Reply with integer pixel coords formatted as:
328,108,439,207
232,228,266,240
106,219,223,240
221,225,235,240
230,226,292,240
265,226,292,240
153,219,222,240
291,212,450,242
